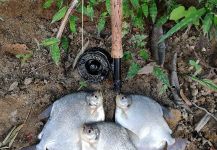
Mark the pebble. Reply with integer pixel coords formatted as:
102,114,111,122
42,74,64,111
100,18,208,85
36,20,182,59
52,28,58,33
8,81,19,91
192,89,198,97
24,78,33,85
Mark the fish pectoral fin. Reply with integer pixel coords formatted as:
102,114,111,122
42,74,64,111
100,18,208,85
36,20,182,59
121,109,128,119
38,104,53,120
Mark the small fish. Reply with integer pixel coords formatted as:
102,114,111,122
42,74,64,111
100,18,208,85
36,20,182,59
151,25,166,66
36,91,105,150
115,94,175,150
80,122,136,150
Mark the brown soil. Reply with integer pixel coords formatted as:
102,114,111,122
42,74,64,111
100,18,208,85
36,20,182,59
0,0,216,150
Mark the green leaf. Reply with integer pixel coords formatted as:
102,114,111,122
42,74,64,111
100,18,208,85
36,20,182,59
122,21,130,37
169,6,186,21
86,5,94,21
97,12,107,34
139,49,149,61
214,15,217,26
78,81,88,90
185,6,197,18
202,13,213,35
69,15,78,33
105,0,111,15
16,54,33,64
141,2,149,17
127,62,140,79
130,0,139,8
43,0,53,9
159,8,206,43
149,0,158,23
50,43,61,65
41,38,60,46
130,34,147,48
156,15,169,27
185,7,200,26
191,76,217,91
56,0,63,9
61,36,69,52
51,6,67,23
123,51,132,61
189,60,202,76
153,66,170,87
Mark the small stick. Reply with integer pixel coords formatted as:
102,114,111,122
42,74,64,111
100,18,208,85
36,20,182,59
195,113,211,132
192,102,217,121
56,0,78,39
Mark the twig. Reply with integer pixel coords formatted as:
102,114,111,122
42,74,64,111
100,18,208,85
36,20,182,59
33,38,40,51
56,0,78,39
24,105,33,124
192,102,217,121
170,53,192,112
195,113,211,132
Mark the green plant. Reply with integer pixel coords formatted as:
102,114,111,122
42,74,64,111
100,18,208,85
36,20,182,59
41,37,60,65
189,59,202,76
188,59,217,92
159,0,217,42
78,80,88,90
152,66,170,94
16,54,33,65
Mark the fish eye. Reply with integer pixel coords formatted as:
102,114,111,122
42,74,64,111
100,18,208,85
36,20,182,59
88,129,92,134
121,96,125,100
95,95,98,99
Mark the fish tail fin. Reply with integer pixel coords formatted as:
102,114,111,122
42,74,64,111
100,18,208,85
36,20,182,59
167,138,188,150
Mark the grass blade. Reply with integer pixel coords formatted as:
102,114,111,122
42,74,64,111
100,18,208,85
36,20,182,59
159,8,206,43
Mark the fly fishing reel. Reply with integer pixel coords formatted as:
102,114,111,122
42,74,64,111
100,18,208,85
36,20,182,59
77,47,112,83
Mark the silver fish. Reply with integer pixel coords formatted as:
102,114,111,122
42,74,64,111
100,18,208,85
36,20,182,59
80,122,136,150
36,91,105,150
115,94,175,150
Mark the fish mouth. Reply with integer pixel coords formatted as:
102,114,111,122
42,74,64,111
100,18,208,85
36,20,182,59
115,94,130,109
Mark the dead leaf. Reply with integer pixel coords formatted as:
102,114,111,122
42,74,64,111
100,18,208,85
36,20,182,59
1,44,32,55
166,109,182,129
180,89,192,106
8,81,19,91
138,62,155,75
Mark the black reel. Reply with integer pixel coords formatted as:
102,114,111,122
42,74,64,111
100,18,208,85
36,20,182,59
77,47,112,83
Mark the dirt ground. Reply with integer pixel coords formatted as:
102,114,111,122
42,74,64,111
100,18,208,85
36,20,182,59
0,0,216,150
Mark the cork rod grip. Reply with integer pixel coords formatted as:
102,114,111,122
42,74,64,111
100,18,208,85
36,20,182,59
111,0,123,58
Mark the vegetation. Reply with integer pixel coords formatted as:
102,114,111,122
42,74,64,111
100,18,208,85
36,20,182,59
41,0,217,93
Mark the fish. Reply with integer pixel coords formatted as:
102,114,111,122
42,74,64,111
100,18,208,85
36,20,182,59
80,122,136,150
35,91,105,150
115,94,176,150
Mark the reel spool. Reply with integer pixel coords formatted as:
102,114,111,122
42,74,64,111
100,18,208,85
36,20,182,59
77,47,112,83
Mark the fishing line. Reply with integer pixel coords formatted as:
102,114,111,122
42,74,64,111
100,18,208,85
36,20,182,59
81,0,84,50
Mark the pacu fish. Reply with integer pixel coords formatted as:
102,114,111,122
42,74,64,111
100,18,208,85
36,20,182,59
115,94,185,150
80,122,136,150
35,91,105,150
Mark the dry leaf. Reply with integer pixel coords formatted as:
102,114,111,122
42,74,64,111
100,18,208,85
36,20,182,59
165,109,182,129
1,44,32,55
180,89,192,106
8,81,19,91
138,62,155,75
